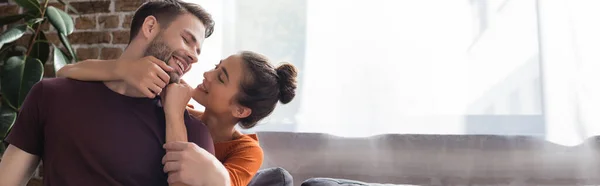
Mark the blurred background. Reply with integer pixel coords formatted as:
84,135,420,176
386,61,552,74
181,0,600,147
3,0,598,146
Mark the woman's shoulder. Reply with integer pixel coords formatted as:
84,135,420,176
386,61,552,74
215,134,263,162
216,134,261,153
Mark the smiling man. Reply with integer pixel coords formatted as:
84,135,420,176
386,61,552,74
0,1,218,185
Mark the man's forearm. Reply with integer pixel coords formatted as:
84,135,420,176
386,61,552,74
56,59,120,81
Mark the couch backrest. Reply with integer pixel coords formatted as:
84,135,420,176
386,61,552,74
256,132,600,185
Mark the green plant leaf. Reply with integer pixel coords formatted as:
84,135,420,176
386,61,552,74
14,0,41,13
30,32,50,64
26,18,44,27
0,14,27,27
0,56,23,109
0,104,17,140
46,6,74,36
56,0,79,14
23,10,40,21
0,25,28,49
53,45,69,74
58,33,77,62
0,56,44,109
0,140,6,154
18,57,43,107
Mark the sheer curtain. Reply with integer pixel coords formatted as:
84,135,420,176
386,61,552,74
539,0,600,146
183,0,599,146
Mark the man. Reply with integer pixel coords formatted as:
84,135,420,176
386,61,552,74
0,1,225,185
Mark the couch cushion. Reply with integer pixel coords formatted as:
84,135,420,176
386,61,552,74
257,131,600,185
301,178,415,186
247,167,293,186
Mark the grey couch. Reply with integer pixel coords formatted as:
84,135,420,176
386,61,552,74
255,131,600,186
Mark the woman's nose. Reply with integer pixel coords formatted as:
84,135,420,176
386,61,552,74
203,71,211,82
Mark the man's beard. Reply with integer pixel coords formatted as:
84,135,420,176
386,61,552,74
143,35,180,84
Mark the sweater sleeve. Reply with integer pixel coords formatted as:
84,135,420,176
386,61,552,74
222,144,264,186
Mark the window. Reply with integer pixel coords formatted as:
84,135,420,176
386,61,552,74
184,0,600,146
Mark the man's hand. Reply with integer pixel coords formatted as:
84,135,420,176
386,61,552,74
114,56,174,98
162,142,230,186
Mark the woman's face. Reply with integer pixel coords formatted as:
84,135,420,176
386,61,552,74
192,54,245,115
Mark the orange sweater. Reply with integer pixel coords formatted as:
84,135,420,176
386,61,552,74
214,134,264,186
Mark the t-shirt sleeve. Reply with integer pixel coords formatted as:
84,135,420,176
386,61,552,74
223,143,264,186
184,111,215,154
4,81,46,156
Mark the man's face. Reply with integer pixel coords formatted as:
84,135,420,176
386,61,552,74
143,13,207,83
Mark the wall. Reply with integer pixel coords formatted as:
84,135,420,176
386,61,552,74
0,0,141,77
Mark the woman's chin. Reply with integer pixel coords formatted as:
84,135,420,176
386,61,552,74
191,94,207,106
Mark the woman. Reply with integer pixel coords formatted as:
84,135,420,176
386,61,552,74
57,51,298,186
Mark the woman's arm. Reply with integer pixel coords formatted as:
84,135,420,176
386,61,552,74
57,56,174,98
221,143,264,186
163,83,193,186
56,59,120,80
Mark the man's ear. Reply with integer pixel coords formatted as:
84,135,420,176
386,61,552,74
230,105,251,119
141,16,160,40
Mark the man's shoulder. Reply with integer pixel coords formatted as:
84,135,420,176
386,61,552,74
183,113,209,132
39,78,100,88
34,78,104,98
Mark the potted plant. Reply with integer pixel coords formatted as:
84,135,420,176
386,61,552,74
0,0,78,155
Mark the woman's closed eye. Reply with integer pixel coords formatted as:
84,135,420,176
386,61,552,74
217,72,225,84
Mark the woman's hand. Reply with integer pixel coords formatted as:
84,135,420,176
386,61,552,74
163,82,194,116
162,142,231,186
115,56,175,98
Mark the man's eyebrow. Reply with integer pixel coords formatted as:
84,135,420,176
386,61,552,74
184,30,198,43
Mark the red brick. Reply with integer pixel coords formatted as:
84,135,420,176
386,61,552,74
116,0,143,12
112,31,130,44
76,47,99,60
40,21,51,32
0,4,18,17
98,15,118,29
68,31,111,44
45,33,61,46
47,2,65,11
69,1,110,14
75,16,96,30
122,14,134,28
101,47,122,59
43,62,55,77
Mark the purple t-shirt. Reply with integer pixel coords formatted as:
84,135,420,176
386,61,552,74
5,78,214,186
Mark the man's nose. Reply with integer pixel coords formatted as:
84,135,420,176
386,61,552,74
185,52,198,64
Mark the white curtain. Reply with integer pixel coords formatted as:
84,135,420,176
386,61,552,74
182,0,600,146
538,0,600,146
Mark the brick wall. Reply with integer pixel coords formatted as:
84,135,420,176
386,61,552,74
0,0,143,77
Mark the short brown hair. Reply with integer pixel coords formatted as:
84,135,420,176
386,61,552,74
129,0,214,43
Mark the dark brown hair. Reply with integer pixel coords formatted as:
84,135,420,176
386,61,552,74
129,0,215,43
236,51,298,128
